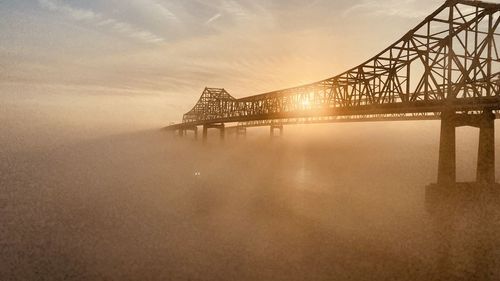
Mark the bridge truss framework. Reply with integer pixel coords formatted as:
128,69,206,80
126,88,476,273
167,0,500,186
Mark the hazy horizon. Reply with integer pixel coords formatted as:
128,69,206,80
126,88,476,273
1,0,456,138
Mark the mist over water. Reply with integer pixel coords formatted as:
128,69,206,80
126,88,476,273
1,120,500,280
2,0,499,278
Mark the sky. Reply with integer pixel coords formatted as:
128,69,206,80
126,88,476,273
0,0,476,137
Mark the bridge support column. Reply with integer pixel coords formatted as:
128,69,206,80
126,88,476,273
202,123,225,143
427,110,499,280
193,127,198,141
477,110,495,184
220,125,225,141
436,110,496,185
178,129,186,138
270,125,283,138
202,126,208,143
236,127,247,139
437,111,456,185
179,126,198,140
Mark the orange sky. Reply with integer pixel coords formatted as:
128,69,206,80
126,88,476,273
1,0,474,133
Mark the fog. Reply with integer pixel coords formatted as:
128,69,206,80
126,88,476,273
1,113,500,280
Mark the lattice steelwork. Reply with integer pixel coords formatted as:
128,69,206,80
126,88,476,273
182,88,236,123
171,0,500,130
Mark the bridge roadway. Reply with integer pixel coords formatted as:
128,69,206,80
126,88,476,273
166,105,500,132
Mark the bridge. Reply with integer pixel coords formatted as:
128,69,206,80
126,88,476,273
167,0,499,186
166,1,500,277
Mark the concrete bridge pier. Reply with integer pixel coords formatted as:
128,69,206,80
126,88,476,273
270,124,283,138
477,110,495,184
177,129,184,138
179,126,198,140
236,127,247,139
202,123,225,143
436,109,496,185
428,109,498,280
437,110,457,185
220,125,225,141
192,127,198,140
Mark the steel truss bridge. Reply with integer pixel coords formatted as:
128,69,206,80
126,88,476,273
167,0,500,186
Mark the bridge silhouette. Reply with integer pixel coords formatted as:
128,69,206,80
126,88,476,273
167,0,499,186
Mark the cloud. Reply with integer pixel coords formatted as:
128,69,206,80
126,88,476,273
38,0,165,44
342,0,432,19
149,1,178,21
205,13,222,25
221,0,247,18
38,0,98,20
128,0,179,22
